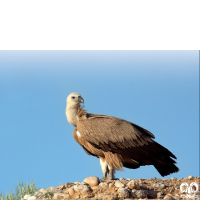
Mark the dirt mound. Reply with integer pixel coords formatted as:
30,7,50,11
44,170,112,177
22,176,199,200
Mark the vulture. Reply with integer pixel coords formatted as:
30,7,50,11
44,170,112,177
66,92,179,180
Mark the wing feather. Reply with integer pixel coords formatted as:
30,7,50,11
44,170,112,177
77,114,176,160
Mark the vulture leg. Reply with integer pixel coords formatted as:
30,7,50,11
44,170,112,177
100,157,109,180
108,168,115,180
108,166,115,180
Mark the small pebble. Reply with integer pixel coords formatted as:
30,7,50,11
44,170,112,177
118,188,130,199
135,190,147,198
99,182,109,189
115,180,125,188
73,184,90,194
188,175,194,180
171,177,177,180
74,181,81,185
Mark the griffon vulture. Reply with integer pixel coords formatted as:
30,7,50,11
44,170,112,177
66,92,179,180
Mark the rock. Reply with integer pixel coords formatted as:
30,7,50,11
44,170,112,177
154,183,166,189
147,190,157,199
68,188,75,196
130,189,137,198
157,191,164,199
118,188,130,199
48,187,58,191
119,177,127,184
53,193,69,200
140,184,148,190
73,184,90,194
65,182,72,187
74,181,81,185
114,180,125,188
99,182,109,189
109,182,115,189
188,175,194,180
163,195,174,200
127,180,140,190
24,195,31,200
127,178,131,181
135,190,147,199
27,196,36,200
57,184,66,190
95,193,118,200
83,176,99,187
171,177,177,180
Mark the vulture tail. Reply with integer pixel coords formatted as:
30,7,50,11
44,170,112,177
152,157,179,177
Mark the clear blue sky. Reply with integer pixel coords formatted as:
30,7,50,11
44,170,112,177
0,51,199,193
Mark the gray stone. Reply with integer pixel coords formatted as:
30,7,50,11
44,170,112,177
131,189,137,198
147,190,157,199
118,188,130,199
73,184,90,194
188,175,194,180
135,190,147,199
115,180,125,188
83,176,99,187
171,177,177,180
99,182,109,189
154,183,166,189
127,180,140,190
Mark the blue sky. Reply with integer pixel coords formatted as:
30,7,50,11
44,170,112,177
0,51,199,193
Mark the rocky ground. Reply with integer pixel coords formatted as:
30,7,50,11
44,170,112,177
23,176,199,200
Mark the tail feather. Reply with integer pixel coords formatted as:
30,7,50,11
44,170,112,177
152,157,179,177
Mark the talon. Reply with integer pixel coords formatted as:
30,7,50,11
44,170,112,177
100,177,108,181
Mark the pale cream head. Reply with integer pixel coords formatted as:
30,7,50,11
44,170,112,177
66,92,84,108
66,92,84,127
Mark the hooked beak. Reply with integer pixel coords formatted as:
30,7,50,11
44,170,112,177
78,96,84,103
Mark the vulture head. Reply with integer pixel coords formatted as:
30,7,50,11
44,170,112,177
66,92,84,127
67,92,84,108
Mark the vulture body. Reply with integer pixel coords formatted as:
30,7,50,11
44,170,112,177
66,92,179,179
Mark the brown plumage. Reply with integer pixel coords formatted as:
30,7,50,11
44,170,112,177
66,92,179,179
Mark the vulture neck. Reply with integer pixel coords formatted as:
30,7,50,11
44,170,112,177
66,104,79,127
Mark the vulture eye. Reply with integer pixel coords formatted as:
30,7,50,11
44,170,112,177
72,96,75,99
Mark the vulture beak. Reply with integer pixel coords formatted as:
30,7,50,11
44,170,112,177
79,96,84,104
